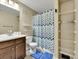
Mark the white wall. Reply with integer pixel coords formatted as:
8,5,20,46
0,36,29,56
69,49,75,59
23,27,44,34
19,3,37,36
0,11,19,34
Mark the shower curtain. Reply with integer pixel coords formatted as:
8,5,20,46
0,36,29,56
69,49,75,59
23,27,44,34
32,9,54,53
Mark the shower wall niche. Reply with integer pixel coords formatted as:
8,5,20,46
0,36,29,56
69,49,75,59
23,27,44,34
32,9,55,53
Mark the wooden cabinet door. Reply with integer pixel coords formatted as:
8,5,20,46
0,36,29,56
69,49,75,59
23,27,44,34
10,46,16,59
16,43,25,59
0,46,15,59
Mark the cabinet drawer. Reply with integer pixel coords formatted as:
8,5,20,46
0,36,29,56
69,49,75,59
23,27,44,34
0,47,10,54
0,40,15,49
16,37,25,44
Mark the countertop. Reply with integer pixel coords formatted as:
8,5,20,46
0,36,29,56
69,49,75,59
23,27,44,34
0,33,26,42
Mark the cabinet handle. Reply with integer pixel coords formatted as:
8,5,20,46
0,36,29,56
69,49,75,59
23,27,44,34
16,47,18,48
12,48,14,50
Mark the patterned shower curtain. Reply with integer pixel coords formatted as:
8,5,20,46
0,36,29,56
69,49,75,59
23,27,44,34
32,9,54,53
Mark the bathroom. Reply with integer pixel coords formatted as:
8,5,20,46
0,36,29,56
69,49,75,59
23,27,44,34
0,0,78,59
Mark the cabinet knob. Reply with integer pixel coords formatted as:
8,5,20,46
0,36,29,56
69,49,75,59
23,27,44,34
16,47,18,48
12,48,14,50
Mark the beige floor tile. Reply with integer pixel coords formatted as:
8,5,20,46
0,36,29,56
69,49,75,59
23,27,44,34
24,56,32,59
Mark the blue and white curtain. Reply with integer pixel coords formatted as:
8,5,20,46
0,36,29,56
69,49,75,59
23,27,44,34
32,9,54,53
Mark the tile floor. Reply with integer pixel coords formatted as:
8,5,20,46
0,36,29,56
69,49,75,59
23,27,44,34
24,56,32,59
24,56,66,59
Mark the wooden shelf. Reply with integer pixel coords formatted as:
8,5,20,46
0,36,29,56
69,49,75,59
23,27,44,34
60,51,74,58
60,21,77,24
73,31,77,34
60,0,72,4
59,10,76,15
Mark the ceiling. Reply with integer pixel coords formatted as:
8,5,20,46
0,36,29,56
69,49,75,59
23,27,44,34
18,0,54,13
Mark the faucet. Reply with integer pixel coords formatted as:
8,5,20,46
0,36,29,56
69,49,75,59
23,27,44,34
7,29,13,36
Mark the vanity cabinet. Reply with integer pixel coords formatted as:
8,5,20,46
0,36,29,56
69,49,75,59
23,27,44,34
0,37,26,59
16,43,25,59
0,46,15,59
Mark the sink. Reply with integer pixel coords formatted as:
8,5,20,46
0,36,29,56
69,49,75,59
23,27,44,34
0,32,25,42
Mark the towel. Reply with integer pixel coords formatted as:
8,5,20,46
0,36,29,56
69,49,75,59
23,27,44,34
40,52,53,59
31,49,43,59
31,49,53,59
